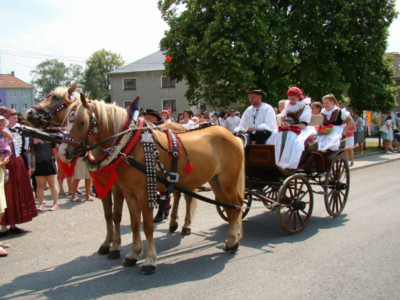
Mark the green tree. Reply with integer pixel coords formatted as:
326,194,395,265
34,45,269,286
159,0,397,111
30,59,83,101
82,49,124,101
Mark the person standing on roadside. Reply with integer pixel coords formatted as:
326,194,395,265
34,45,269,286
354,112,365,155
0,108,37,237
224,108,241,133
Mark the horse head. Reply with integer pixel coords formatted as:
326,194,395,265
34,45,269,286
58,94,128,164
24,83,79,128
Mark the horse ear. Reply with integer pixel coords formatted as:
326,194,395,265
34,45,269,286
63,96,73,105
68,82,78,94
81,93,90,109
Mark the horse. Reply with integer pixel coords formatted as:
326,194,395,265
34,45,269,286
24,85,203,263
24,84,125,260
57,96,245,274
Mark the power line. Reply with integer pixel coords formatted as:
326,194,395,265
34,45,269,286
0,44,86,64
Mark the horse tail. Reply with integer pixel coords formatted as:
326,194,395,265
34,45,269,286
236,140,245,240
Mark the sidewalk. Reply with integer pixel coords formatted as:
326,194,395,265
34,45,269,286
351,150,400,170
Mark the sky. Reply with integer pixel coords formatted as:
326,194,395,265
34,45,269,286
1,0,400,84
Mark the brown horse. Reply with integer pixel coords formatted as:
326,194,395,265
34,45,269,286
58,97,245,274
24,85,125,259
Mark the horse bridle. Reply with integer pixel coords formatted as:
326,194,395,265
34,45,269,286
31,93,69,126
62,104,98,155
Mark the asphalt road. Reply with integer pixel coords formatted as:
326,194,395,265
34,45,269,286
1,161,399,300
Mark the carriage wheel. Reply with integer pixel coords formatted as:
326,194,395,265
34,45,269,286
277,174,313,234
261,184,280,208
324,156,350,217
216,192,252,222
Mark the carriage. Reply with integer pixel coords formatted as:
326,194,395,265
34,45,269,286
216,129,350,234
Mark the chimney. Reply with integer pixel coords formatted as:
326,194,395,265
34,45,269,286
11,71,15,77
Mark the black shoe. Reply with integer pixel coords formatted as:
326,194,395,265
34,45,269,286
163,207,171,219
8,227,25,234
0,230,8,237
153,209,165,223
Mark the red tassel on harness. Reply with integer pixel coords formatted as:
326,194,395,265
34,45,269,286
184,161,194,174
59,160,76,177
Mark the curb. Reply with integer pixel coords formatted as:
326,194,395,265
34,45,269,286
351,153,400,171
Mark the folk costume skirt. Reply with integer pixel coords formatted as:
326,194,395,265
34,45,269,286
1,155,37,226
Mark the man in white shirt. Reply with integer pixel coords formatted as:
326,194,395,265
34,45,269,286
235,88,277,144
224,108,241,133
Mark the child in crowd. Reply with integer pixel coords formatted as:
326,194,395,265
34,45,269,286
311,101,323,116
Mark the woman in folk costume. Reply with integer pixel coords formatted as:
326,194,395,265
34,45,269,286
316,94,351,151
267,87,316,169
0,108,37,236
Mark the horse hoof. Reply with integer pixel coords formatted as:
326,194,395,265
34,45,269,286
123,257,138,267
97,246,110,255
181,227,191,236
141,265,156,275
107,250,121,260
223,242,239,253
169,224,178,233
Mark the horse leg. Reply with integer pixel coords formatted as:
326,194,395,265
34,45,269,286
123,195,143,268
182,194,197,236
169,191,181,233
141,205,157,274
209,175,243,253
97,192,113,255
108,185,124,260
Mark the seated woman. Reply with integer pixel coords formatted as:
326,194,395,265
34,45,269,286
316,94,351,151
267,87,316,169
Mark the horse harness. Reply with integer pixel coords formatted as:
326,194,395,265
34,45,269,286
61,103,234,209
31,94,69,127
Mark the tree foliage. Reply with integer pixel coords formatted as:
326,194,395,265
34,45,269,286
30,59,83,101
158,0,397,111
82,49,124,101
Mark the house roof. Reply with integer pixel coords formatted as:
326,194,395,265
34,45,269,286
0,74,33,89
110,50,166,74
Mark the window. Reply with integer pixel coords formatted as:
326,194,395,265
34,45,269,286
124,101,133,108
22,103,28,109
162,99,176,112
123,78,136,90
161,77,176,88
11,104,17,109
22,91,28,97
11,91,17,97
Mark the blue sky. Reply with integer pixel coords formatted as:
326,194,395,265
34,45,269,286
1,0,399,84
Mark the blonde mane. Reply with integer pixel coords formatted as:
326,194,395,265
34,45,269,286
64,100,128,135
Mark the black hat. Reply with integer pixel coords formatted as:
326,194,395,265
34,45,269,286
143,109,160,119
246,88,266,98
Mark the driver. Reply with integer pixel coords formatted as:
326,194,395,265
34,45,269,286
234,88,277,144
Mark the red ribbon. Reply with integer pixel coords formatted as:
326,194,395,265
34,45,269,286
278,125,301,135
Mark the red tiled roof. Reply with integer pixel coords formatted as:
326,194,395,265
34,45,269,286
0,74,33,89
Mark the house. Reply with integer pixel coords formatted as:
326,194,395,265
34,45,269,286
388,52,400,111
0,72,35,115
110,50,192,118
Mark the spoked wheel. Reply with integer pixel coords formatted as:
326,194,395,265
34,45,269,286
261,184,280,208
324,156,350,217
277,174,313,234
216,191,252,222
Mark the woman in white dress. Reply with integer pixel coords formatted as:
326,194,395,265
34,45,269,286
316,94,351,151
267,87,316,169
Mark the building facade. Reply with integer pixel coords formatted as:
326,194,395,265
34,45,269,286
0,72,35,115
110,50,192,118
